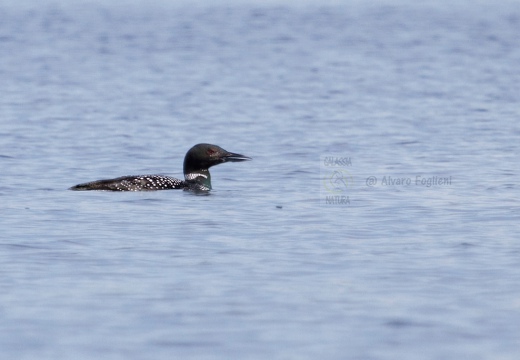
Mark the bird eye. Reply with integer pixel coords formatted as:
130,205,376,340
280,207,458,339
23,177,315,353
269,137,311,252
207,148,216,155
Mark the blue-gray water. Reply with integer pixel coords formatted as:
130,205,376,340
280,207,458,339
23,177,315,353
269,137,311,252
1,0,519,359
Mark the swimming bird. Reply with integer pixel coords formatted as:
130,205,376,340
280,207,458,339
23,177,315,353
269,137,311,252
69,143,251,191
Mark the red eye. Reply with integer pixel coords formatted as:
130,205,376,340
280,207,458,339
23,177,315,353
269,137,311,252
207,148,216,155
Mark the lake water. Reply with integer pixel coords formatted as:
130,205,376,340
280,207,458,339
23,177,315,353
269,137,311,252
1,0,519,359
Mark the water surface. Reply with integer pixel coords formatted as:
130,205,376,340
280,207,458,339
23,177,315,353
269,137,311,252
1,1,519,359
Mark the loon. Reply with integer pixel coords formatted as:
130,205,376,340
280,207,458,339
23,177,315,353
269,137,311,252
69,143,251,191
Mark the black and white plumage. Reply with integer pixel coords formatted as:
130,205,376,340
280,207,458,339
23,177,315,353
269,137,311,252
70,175,185,191
69,143,251,192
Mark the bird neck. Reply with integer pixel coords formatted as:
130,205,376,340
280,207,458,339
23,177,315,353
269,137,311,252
184,169,212,190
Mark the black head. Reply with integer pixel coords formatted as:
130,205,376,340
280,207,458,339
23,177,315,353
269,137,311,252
183,144,251,186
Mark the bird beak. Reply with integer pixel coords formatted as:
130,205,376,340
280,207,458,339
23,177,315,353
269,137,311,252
223,152,252,162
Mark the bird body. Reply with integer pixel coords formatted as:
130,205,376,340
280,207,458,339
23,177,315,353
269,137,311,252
70,143,251,191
